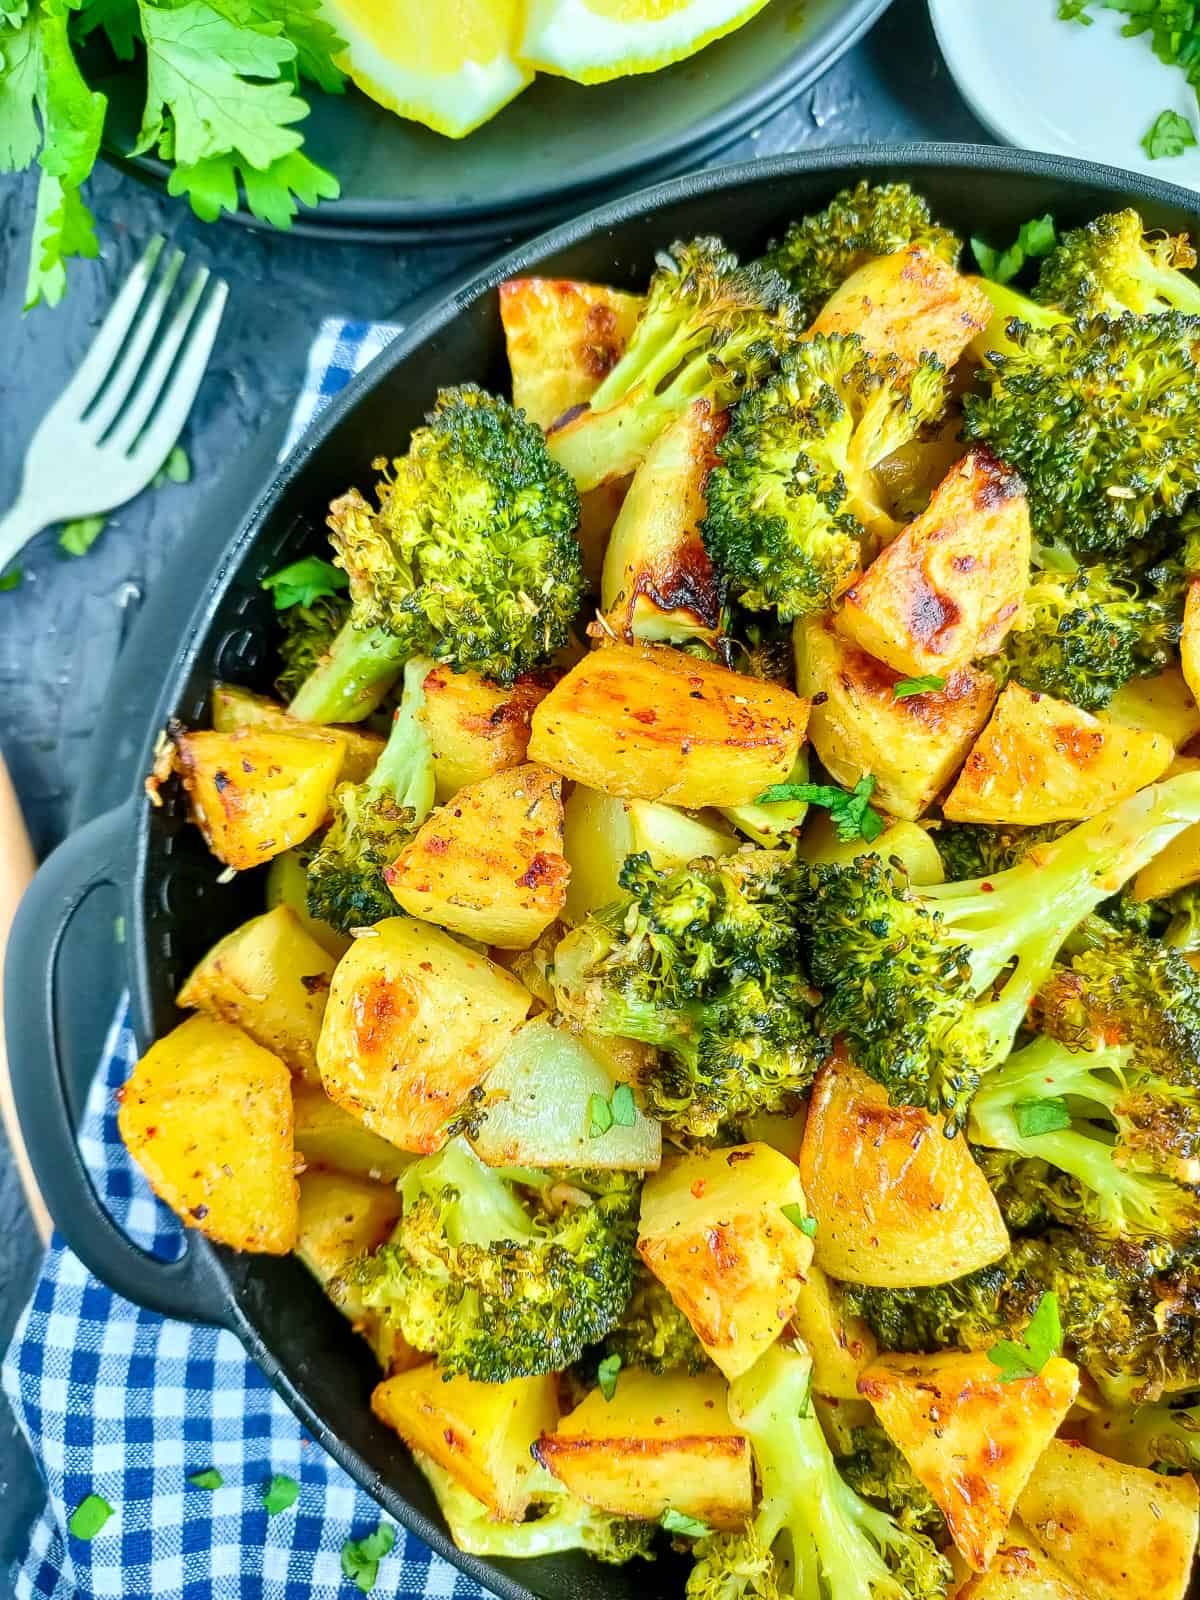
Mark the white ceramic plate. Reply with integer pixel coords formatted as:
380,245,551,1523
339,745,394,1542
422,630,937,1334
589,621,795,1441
929,0,1200,191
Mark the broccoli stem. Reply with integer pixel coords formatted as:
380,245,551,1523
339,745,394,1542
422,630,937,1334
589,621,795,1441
366,657,436,816
287,619,408,724
401,1140,534,1248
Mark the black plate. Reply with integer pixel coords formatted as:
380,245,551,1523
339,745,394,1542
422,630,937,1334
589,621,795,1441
11,144,1200,1600
97,0,893,242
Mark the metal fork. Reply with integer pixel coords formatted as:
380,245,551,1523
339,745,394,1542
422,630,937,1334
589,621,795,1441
0,237,228,572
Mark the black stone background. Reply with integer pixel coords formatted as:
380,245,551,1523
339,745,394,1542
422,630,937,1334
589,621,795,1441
0,0,984,1574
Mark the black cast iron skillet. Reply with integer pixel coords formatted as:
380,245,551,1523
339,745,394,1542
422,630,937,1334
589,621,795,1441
10,145,1200,1600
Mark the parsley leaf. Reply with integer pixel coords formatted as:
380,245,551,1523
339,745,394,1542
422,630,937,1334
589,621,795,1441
213,0,347,91
1143,108,1197,158
987,1292,1062,1382
0,568,23,591
153,444,191,486
168,147,339,228
597,1352,621,1400
58,514,106,556
661,1509,711,1538
757,775,883,843
340,1523,396,1594
971,214,1057,284
589,1083,637,1138
261,1474,299,1515
1014,1096,1073,1137
187,1467,223,1489
69,1494,114,1539
893,674,946,699
781,1203,818,1236
261,556,347,610
0,10,43,173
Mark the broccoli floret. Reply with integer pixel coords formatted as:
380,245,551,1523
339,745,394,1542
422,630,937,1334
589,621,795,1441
845,1262,1012,1356
552,850,824,1140
685,1344,951,1600
971,279,1066,359
305,658,436,933
274,592,350,701
763,180,961,322
962,311,1200,557
1083,1398,1200,1472
600,1266,711,1376
547,238,803,494
289,385,583,719
971,1147,1068,1232
798,775,1200,1127
836,1426,948,1540
1035,209,1200,319
968,1034,1200,1242
356,1142,639,1382
701,335,946,619
415,1451,656,1564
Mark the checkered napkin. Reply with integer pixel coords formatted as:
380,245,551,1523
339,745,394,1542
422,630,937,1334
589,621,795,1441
2,320,487,1600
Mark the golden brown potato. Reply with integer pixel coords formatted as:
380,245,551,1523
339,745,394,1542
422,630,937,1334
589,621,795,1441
638,1143,813,1380
533,1367,752,1529
291,1080,413,1182
1184,582,1200,711
498,276,643,431
1103,665,1200,750
528,641,809,808
797,810,945,884
798,1057,1009,1286
1016,1438,1199,1600
836,450,1030,678
790,1263,878,1401
809,246,992,368
117,1014,298,1253
316,917,531,1154
415,664,551,803
600,398,724,646
173,727,341,870
859,1350,1079,1572
295,1169,401,1320
796,617,997,820
950,1527,1090,1600
385,763,568,948
176,905,336,1082
944,682,1172,824
210,682,384,783
575,477,630,590
265,848,352,960
373,1366,558,1520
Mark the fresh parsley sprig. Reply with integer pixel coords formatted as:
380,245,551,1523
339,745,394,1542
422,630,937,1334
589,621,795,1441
987,1292,1063,1382
756,774,884,843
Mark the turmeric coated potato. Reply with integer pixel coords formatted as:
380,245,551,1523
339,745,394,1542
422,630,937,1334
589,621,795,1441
809,246,993,368
1103,665,1200,750
117,1013,298,1253
498,276,643,431
950,1527,1089,1600
295,1169,402,1321
528,641,809,808
291,1079,413,1182
210,682,384,783
415,664,552,804
790,1263,878,1401
1184,581,1200,711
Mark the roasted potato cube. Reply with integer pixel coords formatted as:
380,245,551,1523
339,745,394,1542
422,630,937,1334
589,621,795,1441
498,276,643,431
291,1080,413,1181
600,398,723,646
415,664,550,804
316,917,531,1154
576,477,630,590
796,617,997,820
1016,1437,1199,1600
798,1058,1009,1287
809,246,992,368
1134,761,1200,900
1184,582,1200,711
950,1526,1090,1599
638,1143,813,1380
385,763,569,949
790,1263,878,1400
176,905,336,1082
1103,665,1200,749
373,1366,557,1520
859,1350,1079,1572
296,1169,402,1320
117,1014,298,1253
529,641,809,809
836,450,1030,678
533,1367,752,1529
210,682,384,783
944,682,1172,824
173,727,341,870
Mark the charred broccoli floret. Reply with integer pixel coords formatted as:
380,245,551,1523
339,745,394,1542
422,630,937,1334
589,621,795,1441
845,1262,1012,1356
547,237,803,494
836,1426,948,1540
701,334,945,619
1035,209,1200,319
796,775,1200,1128
685,1344,951,1600
274,592,350,701
552,849,823,1140
764,180,961,322
600,1266,711,1376
289,386,583,719
356,1142,639,1382
305,658,435,933
962,311,1200,556
968,1035,1200,1242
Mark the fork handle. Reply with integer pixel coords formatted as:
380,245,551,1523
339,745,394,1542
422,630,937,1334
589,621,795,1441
0,498,47,574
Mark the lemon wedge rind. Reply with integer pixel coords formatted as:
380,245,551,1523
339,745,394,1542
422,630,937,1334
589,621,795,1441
519,0,769,85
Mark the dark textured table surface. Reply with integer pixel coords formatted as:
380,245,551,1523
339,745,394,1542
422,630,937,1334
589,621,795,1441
0,0,984,1574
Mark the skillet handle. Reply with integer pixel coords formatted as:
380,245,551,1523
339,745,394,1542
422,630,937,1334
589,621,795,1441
6,801,229,1325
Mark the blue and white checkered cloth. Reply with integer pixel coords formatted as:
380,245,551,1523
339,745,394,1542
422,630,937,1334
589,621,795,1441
2,320,487,1600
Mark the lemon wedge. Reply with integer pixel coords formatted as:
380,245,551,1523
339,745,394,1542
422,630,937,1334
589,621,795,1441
519,0,769,84
326,0,532,138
